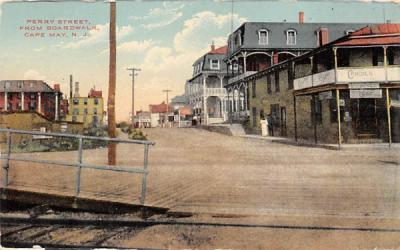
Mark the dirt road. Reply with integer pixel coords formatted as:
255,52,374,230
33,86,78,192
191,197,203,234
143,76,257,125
2,127,400,248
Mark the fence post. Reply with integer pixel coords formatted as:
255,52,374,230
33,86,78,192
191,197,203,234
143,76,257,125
140,144,149,205
2,131,11,187
75,137,83,197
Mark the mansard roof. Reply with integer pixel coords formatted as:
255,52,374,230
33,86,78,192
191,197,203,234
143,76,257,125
0,80,55,93
227,22,371,56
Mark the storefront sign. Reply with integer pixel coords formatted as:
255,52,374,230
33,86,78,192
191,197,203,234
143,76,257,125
350,89,382,99
337,68,385,82
349,83,380,89
319,91,333,100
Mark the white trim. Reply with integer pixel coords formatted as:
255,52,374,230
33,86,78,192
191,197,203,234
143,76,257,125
210,59,220,70
258,29,269,45
286,29,297,45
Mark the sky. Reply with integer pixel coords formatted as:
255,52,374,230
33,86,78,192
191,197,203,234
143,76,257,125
0,0,400,121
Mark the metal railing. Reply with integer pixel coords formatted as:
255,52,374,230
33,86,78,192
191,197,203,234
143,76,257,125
0,128,155,205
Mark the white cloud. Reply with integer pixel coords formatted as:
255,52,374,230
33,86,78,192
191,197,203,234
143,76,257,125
174,11,247,53
117,39,156,53
61,24,133,49
23,69,45,80
131,2,185,30
128,11,247,113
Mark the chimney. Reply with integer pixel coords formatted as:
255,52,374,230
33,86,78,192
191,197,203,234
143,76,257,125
74,82,80,97
299,11,304,24
318,28,329,47
69,75,73,99
211,41,215,51
273,52,279,65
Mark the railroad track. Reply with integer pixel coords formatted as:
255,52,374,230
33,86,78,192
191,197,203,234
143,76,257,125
2,214,400,249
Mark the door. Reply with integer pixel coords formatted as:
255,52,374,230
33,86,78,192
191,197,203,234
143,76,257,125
280,107,287,136
357,98,378,136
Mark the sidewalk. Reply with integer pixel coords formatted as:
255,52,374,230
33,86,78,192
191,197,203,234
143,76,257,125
239,134,400,151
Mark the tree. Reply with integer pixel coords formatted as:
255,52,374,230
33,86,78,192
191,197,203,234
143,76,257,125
107,0,117,165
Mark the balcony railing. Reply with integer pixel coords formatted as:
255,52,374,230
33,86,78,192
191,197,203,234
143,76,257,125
227,71,258,85
189,87,227,98
294,66,400,91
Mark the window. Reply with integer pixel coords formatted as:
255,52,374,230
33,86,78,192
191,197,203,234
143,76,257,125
94,98,99,105
73,108,79,115
267,74,272,94
286,30,296,45
84,108,88,115
252,80,256,98
93,108,97,115
329,98,344,123
73,99,79,105
210,59,220,70
311,98,322,125
5,82,10,89
252,107,257,127
84,98,88,105
274,71,280,93
235,33,241,46
72,116,77,122
372,47,384,66
17,82,23,89
258,29,268,45
229,63,239,71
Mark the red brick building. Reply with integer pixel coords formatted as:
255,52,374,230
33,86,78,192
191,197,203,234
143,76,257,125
0,80,63,121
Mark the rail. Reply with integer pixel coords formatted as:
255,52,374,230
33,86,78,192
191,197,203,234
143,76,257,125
0,128,155,205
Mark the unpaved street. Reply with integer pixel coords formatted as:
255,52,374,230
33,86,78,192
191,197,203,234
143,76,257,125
2,127,400,249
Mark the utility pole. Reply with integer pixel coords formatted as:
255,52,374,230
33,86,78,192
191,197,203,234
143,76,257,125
162,89,172,127
126,67,141,124
162,89,172,112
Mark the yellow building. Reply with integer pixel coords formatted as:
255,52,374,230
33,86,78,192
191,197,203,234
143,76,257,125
66,88,104,128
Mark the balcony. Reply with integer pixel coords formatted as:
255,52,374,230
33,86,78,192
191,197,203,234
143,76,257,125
205,88,227,96
227,71,257,85
294,66,400,91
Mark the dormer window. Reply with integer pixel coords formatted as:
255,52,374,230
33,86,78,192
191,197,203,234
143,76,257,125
345,30,354,35
17,82,24,89
286,30,297,45
258,29,268,45
210,59,220,70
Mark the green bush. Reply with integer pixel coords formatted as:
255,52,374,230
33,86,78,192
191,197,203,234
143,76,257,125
128,128,147,141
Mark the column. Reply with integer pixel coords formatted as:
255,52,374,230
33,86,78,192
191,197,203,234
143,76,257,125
333,47,338,83
21,92,25,111
235,89,239,113
4,92,8,111
203,75,208,125
336,88,341,148
242,52,247,73
384,46,388,82
244,83,248,112
55,92,59,121
38,92,42,114
221,97,225,120
219,75,224,88
386,88,392,147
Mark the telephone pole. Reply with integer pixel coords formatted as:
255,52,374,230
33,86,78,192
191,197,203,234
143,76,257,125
127,67,141,124
162,89,172,113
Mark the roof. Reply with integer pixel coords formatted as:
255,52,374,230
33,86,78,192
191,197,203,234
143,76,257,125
191,45,229,74
335,24,400,46
179,106,192,116
351,24,400,36
0,80,56,93
149,102,172,113
227,22,371,57
209,45,228,55
171,95,189,104
88,88,102,98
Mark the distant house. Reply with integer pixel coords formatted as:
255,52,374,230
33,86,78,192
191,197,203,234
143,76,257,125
149,102,172,127
65,87,104,128
185,44,229,125
133,111,151,128
0,80,63,121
